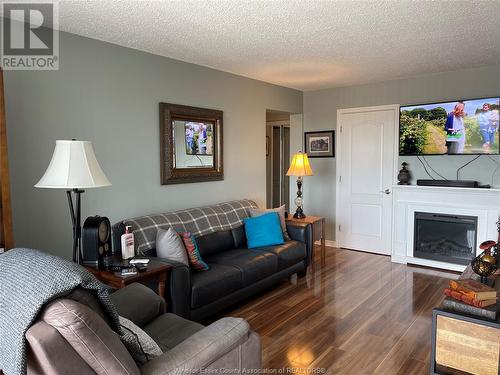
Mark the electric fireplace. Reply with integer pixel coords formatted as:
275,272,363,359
414,212,477,265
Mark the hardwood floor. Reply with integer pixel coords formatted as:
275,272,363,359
223,246,459,374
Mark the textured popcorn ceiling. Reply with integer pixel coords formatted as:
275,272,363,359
58,0,500,91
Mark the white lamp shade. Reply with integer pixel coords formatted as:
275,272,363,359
35,140,111,189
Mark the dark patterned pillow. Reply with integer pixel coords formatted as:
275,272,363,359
179,232,209,271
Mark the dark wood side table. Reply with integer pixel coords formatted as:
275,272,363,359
286,215,326,266
85,256,172,298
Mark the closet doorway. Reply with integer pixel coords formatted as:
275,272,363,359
266,110,291,210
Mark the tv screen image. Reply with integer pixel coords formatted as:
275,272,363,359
184,121,214,156
399,97,500,155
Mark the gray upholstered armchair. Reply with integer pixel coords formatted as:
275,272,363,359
26,283,261,374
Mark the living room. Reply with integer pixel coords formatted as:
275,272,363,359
1,1,500,375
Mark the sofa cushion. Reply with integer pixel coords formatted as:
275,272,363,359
26,321,96,375
110,283,166,328
258,240,306,270
140,318,250,374
206,249,278,286
196,229,235,257
243,212,284,248
41,299,140,375
231,225,247,249
180,232,209,271
191,263,243,309
156,227,189,265
249,204,291,241
143,313,204,351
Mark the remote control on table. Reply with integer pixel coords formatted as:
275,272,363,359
129,258,150,265
121,268,138,276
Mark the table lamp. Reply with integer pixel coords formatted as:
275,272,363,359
286,152,313,218
35,140,111,264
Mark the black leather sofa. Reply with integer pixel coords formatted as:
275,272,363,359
114,221,312,321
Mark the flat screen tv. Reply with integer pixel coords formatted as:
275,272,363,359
399,97,500,156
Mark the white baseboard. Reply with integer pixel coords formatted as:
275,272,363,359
315,240,336,248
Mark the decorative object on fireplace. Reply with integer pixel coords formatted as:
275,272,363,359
397,162,411,185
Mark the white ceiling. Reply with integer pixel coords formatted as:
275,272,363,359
58,0,500,91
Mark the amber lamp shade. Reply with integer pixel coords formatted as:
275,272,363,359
286,152,313,177
286,152,314,219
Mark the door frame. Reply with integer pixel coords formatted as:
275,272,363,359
266,120,290,209
335,104,400,250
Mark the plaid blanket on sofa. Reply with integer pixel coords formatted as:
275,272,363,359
122,199,258,254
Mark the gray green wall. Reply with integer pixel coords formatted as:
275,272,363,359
303,64,500,241
6,27,499,252
4,31,302,258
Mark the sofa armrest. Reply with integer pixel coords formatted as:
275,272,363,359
140,318,252,375
110,283,166,327
153,258,191,319
286,222,313,266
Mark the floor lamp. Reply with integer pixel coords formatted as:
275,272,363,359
35,140,111,264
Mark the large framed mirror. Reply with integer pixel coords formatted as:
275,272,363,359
160,103,223,184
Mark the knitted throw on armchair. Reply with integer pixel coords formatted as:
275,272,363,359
0,248,128,375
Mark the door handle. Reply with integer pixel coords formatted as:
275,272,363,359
380,189,391,195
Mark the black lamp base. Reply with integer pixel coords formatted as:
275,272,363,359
293,176,306,219
67,188,84,264
293,206,305,219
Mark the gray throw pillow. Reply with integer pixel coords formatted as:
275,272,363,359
249,204,291,241
119,316,163,363
156,227,189,265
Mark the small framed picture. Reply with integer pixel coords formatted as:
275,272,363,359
304,130,335,158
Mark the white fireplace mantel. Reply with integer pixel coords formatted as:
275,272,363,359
391,185,500,272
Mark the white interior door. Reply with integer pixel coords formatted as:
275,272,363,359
336,105,398,254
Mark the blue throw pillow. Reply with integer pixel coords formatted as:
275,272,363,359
243,212,284,249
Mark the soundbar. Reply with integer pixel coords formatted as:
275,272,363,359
417,179,479,188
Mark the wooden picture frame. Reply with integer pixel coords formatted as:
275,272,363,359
304,130,335,158
160,103,223,185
